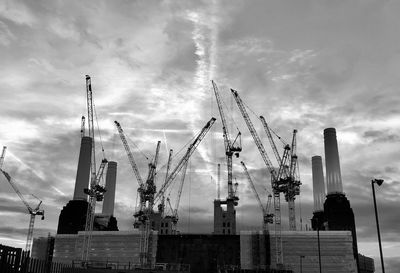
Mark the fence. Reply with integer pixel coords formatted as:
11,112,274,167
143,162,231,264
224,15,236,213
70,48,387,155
70,260,190,271
0,244,72,273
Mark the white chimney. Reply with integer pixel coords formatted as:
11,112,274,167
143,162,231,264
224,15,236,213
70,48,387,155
73,136,92,200
324,128,343,195
312,156,325,212
102,161,117,215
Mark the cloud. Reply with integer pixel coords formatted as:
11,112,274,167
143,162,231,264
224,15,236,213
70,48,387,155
0,20,15,46
0,0,37,27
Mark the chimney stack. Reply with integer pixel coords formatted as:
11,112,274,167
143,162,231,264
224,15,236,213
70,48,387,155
311,156,325,212
73,136,92,200
324,128,343,195
102,161,117,215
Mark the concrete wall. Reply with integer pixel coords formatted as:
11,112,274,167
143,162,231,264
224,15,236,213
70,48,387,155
240,231,270,270
241,230,357,273
53,230,157,266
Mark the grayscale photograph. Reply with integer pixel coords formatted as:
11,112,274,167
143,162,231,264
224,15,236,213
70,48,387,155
0,1,398,273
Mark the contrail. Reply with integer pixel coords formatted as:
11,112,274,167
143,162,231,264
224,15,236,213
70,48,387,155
186,1,219,181
6,151,46,181
163,130,169,155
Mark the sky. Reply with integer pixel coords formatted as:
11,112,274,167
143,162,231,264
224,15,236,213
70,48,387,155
0,0,399,272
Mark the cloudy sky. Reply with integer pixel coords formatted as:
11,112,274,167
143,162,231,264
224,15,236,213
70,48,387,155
0,0,399,272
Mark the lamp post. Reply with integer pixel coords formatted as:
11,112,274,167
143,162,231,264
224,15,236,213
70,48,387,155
317,226,322,273
372,179,385,273
299,255,305,273
316,218,322,273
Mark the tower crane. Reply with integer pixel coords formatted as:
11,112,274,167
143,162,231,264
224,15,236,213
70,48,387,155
154,117,216,204
282,130,301,231
231,89,284,266
212,81,241,203
1,170,44,252
81,75,107,264
153,118,216,235
116,117,215,267
114,121,160,222
241,161,273,230
260,116,302,230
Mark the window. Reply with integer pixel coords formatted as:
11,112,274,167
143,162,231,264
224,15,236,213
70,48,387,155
227,222,230,227
228,229,230,234
161,222,164,227
222,222,226,227
223,229,225,234
165,222,168,227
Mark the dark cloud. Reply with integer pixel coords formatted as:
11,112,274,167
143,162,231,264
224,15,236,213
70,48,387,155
363,130,400,144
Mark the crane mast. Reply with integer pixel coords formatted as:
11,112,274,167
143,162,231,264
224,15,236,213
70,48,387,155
285,130,301,231
0,146,6,169
217,163,221,199
144,141,161,212
159,149,173,215
82,159,107,262
266,194,273,224
212,81,241,201
1,170,44,252
80,116,86,138
260,115,300,231
82,75,107,264
231,89,284,266
85,75,96,181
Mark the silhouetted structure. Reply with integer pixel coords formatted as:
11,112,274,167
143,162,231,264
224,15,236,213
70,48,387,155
157,234,240,273
31,235,55,263
322,128,360,272
358,254,375,273
57,200,88,234
0,244,70,273
214,199,237,235
311,156,326,231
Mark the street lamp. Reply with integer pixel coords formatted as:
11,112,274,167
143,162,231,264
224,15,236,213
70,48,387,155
299,255,305,273
372,179,385,273
315,218,322,273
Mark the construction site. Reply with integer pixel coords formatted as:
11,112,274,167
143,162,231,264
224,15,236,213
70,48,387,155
0,77,376,273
